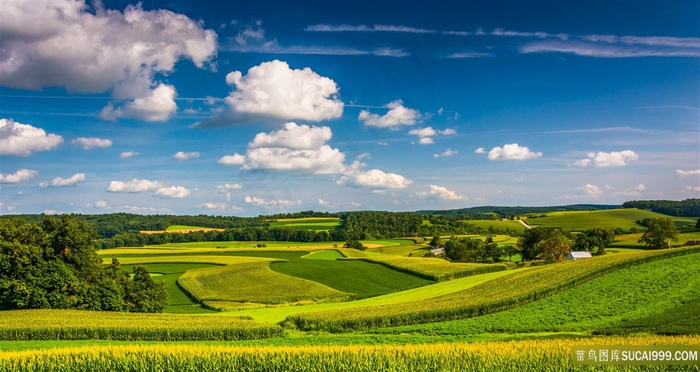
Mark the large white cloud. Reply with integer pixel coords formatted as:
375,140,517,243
39,173,85,187
485,143,543,160
0,1,216,121
0,118,63,156
0,168,38,183
359,100,421,128
574,150,639,167
219,60,343,123
72,137,112,150
107,179,164,193
417,184,465,201
240,122,345,174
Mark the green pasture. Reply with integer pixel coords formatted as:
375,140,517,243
268,218,342,231
523,208,695,231
376,252,700,336
226,269,527,323
459,220,528,233
178,262,347,304
217,251,433,300
165,225,217,231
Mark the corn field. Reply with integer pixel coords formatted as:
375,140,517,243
288,246,700,331
0,335,697,372
0,309,283,341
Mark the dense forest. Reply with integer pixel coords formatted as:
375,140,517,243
622,199,700,217
0,216,167,312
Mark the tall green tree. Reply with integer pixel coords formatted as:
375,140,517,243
638,217,679,249
573,227,615,255
517,228,555,260
536,231,572,262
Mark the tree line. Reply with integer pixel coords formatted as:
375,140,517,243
0,216,167,312
623,198,700,217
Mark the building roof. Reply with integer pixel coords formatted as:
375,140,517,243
567,251,592,259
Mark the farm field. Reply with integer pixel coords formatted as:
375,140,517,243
523,208,695,231
268,217,342,231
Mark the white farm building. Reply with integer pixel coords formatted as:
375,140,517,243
567,251,592,260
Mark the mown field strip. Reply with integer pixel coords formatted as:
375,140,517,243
100,255,280,266
223,269,528,323
1,335,697,372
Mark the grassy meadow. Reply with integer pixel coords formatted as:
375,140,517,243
4,210,700,370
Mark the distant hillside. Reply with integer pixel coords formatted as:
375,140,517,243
622,199,700,217
416,204,620,218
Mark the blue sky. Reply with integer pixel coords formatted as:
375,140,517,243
1,0,698,216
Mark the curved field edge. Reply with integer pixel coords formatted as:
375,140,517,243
228,269,527,324
178,262,348,304
0,310,282,341
1,335,697,372
286,246,700,332
374,252,700,336
342,256,509,281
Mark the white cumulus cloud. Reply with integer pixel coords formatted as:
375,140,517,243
485,143,543,160
72,137,112,150
0,168,38,183
200,60,343,126
0,1,216,122
39,173,85,187
359,100,422,128
574,150,639,167
217,183,242,192
107,179,164,193
417,184,465,201
100,84,178,122
172,151,200,161
200,202,227,210
577,184,604,197
242,122,345,174
154,186,191,199
340,167,413,189
0,118,63,156
218,153,246,165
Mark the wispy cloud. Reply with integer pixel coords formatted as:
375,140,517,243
521,40,700,58
305,24,437,34
444,52,492,59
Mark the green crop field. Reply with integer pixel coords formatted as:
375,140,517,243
287,246,700,331
346,255,508,281
523,208,696,231
375,252,700,336
178,261,347,304
268,217,342,231
460,219,528,233
218,251,434,299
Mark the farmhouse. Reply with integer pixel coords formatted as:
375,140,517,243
430,248,445,256
566,251,592,260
